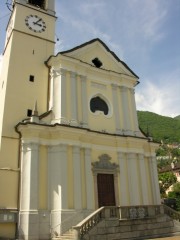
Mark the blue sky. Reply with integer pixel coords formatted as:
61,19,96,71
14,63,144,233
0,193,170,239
0,0,179,117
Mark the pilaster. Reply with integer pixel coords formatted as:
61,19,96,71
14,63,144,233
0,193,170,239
111,84,122,134
48,144,68,237
52,68,68,124
127,153,140,205
84,148,94,209
81,76,88,128
129,88,140,135
119,86,132,135
72,146,82,209
118,152,129,206
148,156,161,204
138,153,149,204
19,142,40,240
70,72,78,126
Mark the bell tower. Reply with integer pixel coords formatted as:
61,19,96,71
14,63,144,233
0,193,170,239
0,0,56,239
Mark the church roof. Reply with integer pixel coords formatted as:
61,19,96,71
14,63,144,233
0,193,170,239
45,38,139,79
60,38,139,79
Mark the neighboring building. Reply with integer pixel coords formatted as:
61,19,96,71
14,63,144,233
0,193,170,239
0,0,161,239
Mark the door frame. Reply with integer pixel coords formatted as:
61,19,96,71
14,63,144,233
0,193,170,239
92,154,119,209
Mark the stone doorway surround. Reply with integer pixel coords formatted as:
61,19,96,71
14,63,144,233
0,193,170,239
92,154,120,209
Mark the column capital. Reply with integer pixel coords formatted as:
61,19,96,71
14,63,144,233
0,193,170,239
84,148,91,156
117,152,126,159
72,146,81,154
21,142,39,152
111,83,118,90
51,68,66,78
129,88,135,95
80,75,87,82
127,152,137,160
119,86,128,92
48,144,67,153
70,71,77,78
138,153,144,160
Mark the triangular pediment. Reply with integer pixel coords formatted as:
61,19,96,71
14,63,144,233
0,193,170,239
60,38,138,78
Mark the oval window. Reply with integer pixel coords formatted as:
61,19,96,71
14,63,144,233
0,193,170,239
90,96,109,115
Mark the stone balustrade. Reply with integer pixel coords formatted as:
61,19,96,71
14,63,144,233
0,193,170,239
73,205,164,239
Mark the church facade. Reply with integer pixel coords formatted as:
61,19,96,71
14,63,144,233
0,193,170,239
0,1,161,239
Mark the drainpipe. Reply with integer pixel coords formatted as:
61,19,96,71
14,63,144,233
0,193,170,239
14,123,22,239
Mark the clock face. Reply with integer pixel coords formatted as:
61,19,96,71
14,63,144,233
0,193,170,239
25,15,46,33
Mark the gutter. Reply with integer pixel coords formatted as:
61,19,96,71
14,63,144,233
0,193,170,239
14,125,22,239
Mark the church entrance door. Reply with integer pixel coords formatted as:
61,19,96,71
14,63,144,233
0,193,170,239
97,173,116,207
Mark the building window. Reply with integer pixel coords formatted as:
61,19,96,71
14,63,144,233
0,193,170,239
29,75,34,82
28,0,45,9
27,109,32,117
90,96,109,115
92,58,102,68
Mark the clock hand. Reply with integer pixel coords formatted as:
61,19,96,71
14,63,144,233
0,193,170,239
33,23,42,27
35,18,42,24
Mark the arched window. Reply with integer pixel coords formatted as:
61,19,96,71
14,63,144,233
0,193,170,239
90,96,109,115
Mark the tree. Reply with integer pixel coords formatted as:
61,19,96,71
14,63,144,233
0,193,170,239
159,172,177,196
168,182,180,211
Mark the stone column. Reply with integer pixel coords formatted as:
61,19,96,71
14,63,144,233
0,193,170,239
72,146,82,209
138,153,149,205
81,76,88,128
84,148,94,209
48,144,68,237
111,84,122,134
129,88,140,135
127,153,140,205
52,68,67,124
70,72,78,126
119,86,132,135
19,142,39,240
148,156,161,204
118,152,129,206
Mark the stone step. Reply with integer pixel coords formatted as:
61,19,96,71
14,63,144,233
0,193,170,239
83,215,180,240
54,215,180,240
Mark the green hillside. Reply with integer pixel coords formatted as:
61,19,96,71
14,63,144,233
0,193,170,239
174,115,180,120
137,111,180,143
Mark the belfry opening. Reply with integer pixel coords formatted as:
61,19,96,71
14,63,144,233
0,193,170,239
28,0,45,9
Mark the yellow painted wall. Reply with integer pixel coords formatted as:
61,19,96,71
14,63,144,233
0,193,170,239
0,224,16,238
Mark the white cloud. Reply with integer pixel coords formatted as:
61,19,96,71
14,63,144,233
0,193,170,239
135,74,180,117
125,0,168,43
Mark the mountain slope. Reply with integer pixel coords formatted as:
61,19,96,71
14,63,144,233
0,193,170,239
137,111,180,143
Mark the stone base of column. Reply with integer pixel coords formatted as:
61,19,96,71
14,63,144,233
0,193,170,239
116,128,124,135
70,119,78,126
18,211,40,240
18,211,50,240
51,210,61,238
79,121,88,128
39,211,50,240
123,130,133,135
51,117,69,125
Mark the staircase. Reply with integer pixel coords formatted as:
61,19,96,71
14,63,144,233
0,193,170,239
82,214,180,240
53,205,180,240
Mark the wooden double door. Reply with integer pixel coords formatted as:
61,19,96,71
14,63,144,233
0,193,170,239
97,173,116,207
